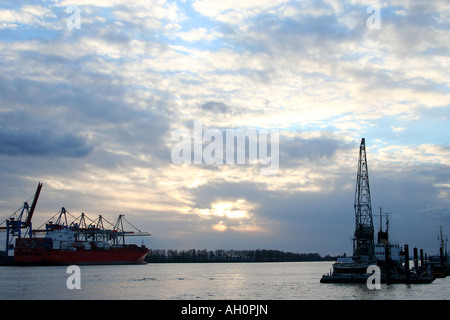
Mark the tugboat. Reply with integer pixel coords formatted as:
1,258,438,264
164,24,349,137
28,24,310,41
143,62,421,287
320,139,434,284
1,183,151,265
321,257,374,284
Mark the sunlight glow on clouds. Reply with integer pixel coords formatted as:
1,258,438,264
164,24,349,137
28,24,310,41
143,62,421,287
195,199,254,219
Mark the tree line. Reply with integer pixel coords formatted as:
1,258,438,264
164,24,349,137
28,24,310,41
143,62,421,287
145,249,332,263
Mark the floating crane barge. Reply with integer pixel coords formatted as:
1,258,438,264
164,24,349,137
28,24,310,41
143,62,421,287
320,139,435,284
0,183,150,266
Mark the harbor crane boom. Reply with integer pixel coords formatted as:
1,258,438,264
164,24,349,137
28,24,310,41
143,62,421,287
353,138,375,262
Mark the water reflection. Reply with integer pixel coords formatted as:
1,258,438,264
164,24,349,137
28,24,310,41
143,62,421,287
1,262,449,300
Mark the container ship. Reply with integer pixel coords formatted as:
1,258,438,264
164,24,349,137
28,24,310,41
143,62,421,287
0,183,150,266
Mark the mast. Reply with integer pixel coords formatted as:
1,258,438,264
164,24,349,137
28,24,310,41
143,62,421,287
353,138,375,261
438,226,448,264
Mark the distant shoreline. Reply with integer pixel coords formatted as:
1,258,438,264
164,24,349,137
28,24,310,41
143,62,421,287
145,260,331,263
146,249,336,263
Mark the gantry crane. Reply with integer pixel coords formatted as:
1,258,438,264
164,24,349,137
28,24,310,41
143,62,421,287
0,182,42,258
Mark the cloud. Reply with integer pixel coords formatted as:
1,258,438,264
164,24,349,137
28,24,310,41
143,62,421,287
0,5,57,29
192,0,287,25
280,135,352,165
177,27,221,42
0,127,92,158
200,101,231,114
0,111,92,158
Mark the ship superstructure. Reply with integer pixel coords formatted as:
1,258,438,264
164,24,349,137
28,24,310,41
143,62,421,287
374,208,401,265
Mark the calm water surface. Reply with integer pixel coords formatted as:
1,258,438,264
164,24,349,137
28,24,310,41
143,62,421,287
1,262,449,300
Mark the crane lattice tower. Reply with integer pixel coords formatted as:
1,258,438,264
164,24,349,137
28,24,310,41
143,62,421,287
353,138,375,262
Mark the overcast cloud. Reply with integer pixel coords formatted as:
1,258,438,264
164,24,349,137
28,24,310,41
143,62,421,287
0,0,449,256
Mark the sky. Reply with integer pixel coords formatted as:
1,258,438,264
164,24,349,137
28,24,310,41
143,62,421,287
0,0,449,256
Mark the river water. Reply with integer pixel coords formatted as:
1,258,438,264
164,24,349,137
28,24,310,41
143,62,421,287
1,261,449,300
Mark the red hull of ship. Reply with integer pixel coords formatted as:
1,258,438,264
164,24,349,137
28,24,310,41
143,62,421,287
14,242,149,265
47,247,148,265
